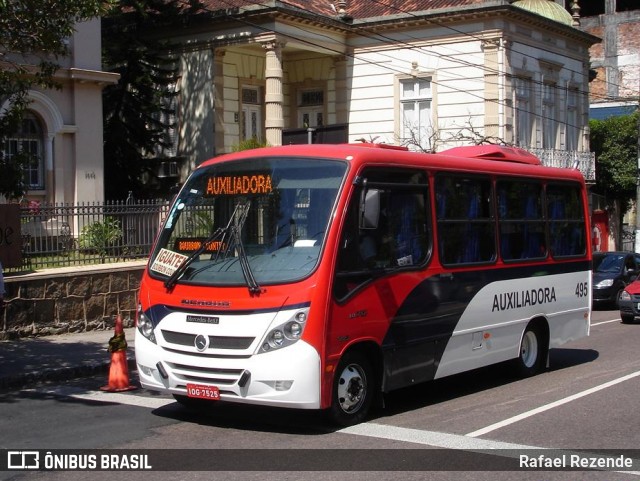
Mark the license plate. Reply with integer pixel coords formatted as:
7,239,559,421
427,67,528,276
186,383,220,400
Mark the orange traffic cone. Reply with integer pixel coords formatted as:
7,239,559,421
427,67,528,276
100,314,137,392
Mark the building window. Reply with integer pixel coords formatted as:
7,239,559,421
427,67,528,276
241,86,262,141
153,81,179,158
542,82,558,150
298,89,324,128
399,77,432,151
565,0,604,16
2,113,44,190
616,0,637,12
566,86,579,151
515,77,533,148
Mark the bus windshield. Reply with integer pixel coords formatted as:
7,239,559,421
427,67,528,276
149,156,347,289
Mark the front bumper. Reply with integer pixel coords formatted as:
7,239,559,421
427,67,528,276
619,295,640,320
592,286,619,304
135,331,322,409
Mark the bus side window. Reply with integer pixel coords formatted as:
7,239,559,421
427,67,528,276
333,168,430,299
436,175,495,266
547,183,586,258
497,180,545,261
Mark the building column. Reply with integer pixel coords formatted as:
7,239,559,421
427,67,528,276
213,48,226,155
44,134,55,204
258,34,286,146
482,39,501,141
334,55,349,126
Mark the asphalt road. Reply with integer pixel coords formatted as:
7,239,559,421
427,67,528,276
1,308,639,481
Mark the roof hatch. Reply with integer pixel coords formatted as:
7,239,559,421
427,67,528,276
440,145,542,165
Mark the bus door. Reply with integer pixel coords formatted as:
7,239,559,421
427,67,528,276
330,167,438,392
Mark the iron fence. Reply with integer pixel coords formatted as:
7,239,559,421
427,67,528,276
8,200,170,272
621,225,635,253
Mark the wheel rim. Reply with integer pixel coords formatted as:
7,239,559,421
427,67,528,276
521,330,538,368
337,363,367,414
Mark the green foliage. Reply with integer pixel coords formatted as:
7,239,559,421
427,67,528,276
0,0,108,199
0,151,29,200
231,137,270,152
102,0,204,201
79,218,123,258
193,211,215,236
590,111,639,213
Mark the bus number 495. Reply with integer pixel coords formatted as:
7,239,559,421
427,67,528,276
575,282,589,298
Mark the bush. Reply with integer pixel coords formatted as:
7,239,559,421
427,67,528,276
78,218,123,258
231,137,269,152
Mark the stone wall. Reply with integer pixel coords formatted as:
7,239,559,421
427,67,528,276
1,261,146,340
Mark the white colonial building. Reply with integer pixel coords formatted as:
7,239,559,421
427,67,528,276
145,0,598,183
1,18,119,205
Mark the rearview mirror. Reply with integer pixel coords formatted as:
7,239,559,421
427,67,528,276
359,188,380,229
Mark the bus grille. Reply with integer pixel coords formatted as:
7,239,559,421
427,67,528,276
161,329,254,350
167,362,244,386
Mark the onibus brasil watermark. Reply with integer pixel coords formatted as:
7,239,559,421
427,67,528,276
6,451,151,471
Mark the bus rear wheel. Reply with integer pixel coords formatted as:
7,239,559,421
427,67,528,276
328,351,374,426
515,324,546,378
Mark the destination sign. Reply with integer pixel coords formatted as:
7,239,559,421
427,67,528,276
174,238,225,253
205,173,273,196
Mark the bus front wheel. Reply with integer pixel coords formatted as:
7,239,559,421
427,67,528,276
328,351,374,426
515,324,546,378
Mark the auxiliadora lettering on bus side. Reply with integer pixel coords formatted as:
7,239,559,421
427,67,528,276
492,287,557,312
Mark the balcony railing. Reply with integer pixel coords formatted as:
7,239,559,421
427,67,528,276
527,148,595,182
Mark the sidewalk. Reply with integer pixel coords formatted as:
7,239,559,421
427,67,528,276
0,328,137,392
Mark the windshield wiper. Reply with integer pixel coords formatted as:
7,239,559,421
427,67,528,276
164,227,225,291
164,201,261,295
224,201,261,294
164,202,244,291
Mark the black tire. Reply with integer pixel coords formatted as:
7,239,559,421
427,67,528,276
621,314,635,324
327,351,374,426
515,324,547,378
614,288,624,309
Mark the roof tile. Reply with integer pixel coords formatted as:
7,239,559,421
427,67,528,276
197,0,495,20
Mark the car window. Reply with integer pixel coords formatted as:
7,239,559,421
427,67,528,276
624,255,635,272
594,254,624,273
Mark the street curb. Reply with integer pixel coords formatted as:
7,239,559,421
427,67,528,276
0,359,138,393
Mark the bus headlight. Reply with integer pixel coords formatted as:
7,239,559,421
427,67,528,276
258,308,308,353
285,321,302,339
137,304,156,344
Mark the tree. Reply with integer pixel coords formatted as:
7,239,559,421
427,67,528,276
397,117,509,153
0,0,107,200
589,111,639,215
101,0,203,200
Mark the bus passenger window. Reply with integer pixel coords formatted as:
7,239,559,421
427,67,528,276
435,175,495,265
497,180,546,261
547,183,586,257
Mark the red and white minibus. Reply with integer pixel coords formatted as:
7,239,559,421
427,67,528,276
135,143,591,425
